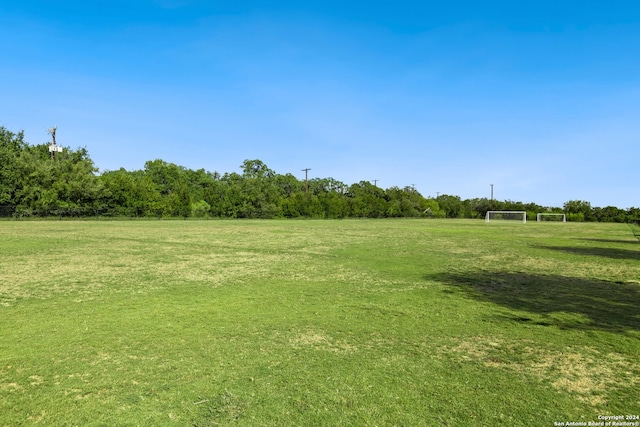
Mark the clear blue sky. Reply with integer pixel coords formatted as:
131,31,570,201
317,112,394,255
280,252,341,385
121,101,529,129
1,1,638,208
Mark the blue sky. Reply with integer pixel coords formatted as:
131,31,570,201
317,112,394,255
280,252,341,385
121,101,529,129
1,1,638,208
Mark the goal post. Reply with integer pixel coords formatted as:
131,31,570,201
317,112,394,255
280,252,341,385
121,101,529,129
485,211,527,223
536,213,566,222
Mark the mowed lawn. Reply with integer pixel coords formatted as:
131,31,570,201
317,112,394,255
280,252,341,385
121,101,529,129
1,219,639,426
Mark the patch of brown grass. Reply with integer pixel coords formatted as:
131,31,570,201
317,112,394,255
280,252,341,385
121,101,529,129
442,337,639,406
289,330,358,354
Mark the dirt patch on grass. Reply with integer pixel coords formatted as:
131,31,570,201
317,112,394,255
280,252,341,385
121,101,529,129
442,337,639,406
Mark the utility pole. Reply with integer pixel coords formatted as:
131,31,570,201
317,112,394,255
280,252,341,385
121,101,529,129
490,184,494,210
436,192,440,198
302,168,311,193
372,179,378,187
47,125,61,160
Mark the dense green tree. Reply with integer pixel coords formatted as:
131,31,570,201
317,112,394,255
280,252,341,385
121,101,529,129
422,198,445,218
564,200,594,222
282,192,324,218
144,159,184,195
385,186,427,217
241,159,274,179
100,169,162,217
592,206,627,223
436,194,464,218
184,168,218,203
274,173,303,197
318,191,349,219
13,144,58,212
143,160,198,217
191,200,211,218
172,179,192,218
465,198,492,219
12,143,103,215
0,127,27,205
236,161,283,218
627,208,640,225
216,172,244,218
347,181,387,218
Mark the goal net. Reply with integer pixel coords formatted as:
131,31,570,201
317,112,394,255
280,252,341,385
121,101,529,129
536,213,566,222
485,211,527,223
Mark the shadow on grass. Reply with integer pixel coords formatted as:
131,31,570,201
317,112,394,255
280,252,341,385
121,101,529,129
428,271,640,333
534,245,640,261
578,238,639,245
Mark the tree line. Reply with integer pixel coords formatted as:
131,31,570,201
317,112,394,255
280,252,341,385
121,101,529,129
1,126,638,222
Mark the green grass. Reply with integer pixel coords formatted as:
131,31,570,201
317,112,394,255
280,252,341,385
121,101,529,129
1,219,639,426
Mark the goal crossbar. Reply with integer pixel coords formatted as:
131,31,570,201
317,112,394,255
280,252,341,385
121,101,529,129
485,211,527,223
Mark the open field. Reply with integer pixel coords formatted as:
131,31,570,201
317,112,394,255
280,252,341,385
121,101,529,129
1,219,639,426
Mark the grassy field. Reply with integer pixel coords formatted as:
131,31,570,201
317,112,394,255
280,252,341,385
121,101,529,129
1,219,639,426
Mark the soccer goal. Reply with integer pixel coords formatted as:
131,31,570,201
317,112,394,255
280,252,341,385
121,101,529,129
536,213,566,222
485,211,527,223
